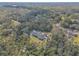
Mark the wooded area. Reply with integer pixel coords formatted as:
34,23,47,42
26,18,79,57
0,3,79,56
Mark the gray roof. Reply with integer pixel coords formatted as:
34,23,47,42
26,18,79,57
31,30,48,40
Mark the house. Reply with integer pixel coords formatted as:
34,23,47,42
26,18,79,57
31,30,48,40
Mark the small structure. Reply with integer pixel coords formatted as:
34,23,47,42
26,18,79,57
31,30,48,40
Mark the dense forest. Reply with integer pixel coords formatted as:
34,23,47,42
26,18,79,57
0,3,79,56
